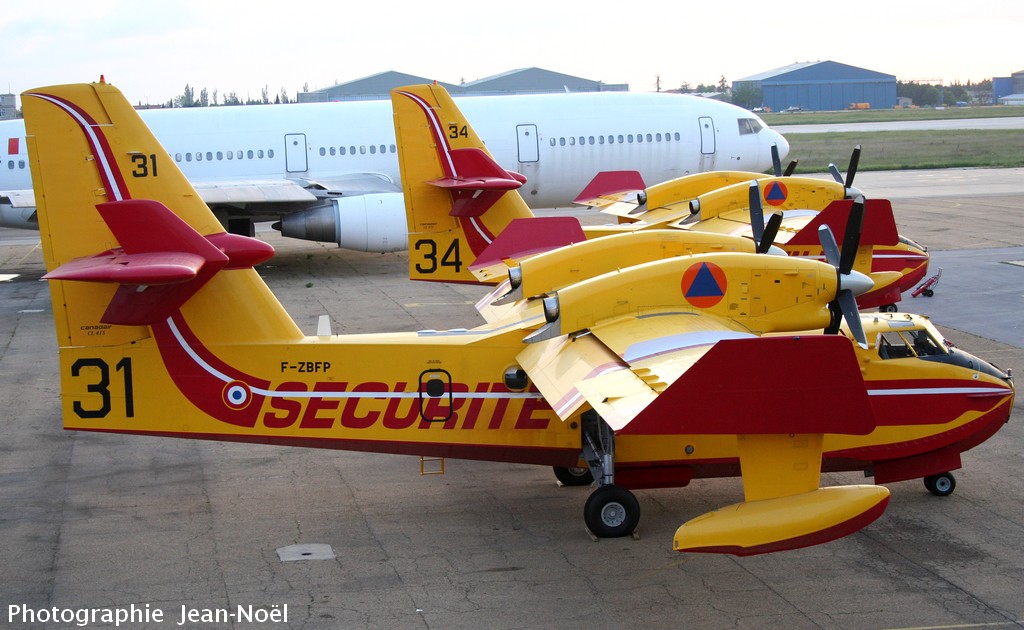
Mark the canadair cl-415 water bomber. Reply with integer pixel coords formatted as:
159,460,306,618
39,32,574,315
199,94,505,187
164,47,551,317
23,81,1013,555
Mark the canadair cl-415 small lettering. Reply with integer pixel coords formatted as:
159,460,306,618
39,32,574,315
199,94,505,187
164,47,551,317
1,80,787,253
24,81,1013,555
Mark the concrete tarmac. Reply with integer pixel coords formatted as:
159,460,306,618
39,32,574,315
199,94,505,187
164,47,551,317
1,169,1022,629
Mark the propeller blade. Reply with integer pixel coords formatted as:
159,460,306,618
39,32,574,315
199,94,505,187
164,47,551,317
828,163,843,184
749,181,764,247
783,159,798,176
838,196,865,275
818,224,841,268
845,145,862,189
771,144,782,177
757,213,783,255
838,290,868,348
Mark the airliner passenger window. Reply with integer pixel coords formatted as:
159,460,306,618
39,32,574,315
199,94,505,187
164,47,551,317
349,146,356,155
227,151,233,160
236,151,243,159
6,161,11,170
646,134,653,142
206,152,213,161
569,137,575,146
258,150,264,159
599,136,605,145
268,150,274,158
578,136,585,145
196,153,203,162
340,147,347,155
369,145,376,154
175,153,182,162
247,150,253,159
628,135,634,143
656,133,662,142
186,153,192,162
390,145,396,153
216,152,223,160
330,147,336,156
319,147,326,156
380,145,386,154
19,160,24,169
674,133,681,141
618,135,624,143
588,136,594,145
360,146,366,155
559,138,566,146
550,139,556,146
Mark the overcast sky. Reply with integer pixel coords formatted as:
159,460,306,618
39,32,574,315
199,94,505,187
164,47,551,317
2,0,1021,106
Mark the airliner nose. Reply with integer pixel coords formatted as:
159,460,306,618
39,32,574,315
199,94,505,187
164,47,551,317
772,131,791,162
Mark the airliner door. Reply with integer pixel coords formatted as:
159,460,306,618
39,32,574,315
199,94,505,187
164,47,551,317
516,125,539,163
698,117,716,154
284,133,308,173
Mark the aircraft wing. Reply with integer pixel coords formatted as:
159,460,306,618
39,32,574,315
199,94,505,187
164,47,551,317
195,173,400,207
518,308,890,555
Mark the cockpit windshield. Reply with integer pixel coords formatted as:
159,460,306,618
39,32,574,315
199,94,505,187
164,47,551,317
738,118,764,135
877,329,948,360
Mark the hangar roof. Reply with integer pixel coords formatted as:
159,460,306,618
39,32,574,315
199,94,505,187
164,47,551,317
738,61,895,83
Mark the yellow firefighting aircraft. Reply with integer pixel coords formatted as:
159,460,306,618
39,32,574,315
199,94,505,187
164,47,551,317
25,81,1014,555
394,85,926,311
576,146,930,312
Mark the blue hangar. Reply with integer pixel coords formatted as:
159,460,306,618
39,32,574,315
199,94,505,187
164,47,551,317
734,61,897,112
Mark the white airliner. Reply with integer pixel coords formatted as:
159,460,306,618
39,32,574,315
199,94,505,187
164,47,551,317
0,89,788,252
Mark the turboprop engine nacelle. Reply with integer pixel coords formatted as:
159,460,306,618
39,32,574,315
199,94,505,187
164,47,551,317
275,193,408,253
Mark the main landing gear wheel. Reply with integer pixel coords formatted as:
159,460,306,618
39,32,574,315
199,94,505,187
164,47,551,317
924,472,956,497
553,466,594,487
880,304,899,313
584,485,640,538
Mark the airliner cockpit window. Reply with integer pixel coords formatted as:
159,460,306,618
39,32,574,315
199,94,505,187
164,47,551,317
738,119,763,135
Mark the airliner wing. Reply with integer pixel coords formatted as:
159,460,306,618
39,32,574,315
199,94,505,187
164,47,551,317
194,173,400,206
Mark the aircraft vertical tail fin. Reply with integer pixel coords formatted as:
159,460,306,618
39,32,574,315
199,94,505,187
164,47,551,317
23,81,302,348
392,84,537,284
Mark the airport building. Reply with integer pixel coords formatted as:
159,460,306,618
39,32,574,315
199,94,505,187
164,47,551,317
297,68,628,103
733,61,897,112
0,93,17,120
993,70,1024,105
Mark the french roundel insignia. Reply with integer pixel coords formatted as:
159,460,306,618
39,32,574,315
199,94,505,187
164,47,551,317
764,181,788,206
681,261,727,308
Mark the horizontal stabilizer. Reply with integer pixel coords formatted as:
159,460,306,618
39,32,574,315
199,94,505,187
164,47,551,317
469,217,586,272
674,485,890,556
43,251,206,285
43,198,274,325
429,147,526,217
573,171,646,205
787,199,898,247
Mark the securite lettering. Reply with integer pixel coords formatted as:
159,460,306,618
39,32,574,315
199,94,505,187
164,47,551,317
259,381,551,431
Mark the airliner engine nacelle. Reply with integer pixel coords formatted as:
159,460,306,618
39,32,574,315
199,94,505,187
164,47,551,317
275,193,407,253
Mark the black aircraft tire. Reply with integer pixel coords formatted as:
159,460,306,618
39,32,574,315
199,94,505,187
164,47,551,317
584,485,640,538
553,466,594,487
924,472,956,497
